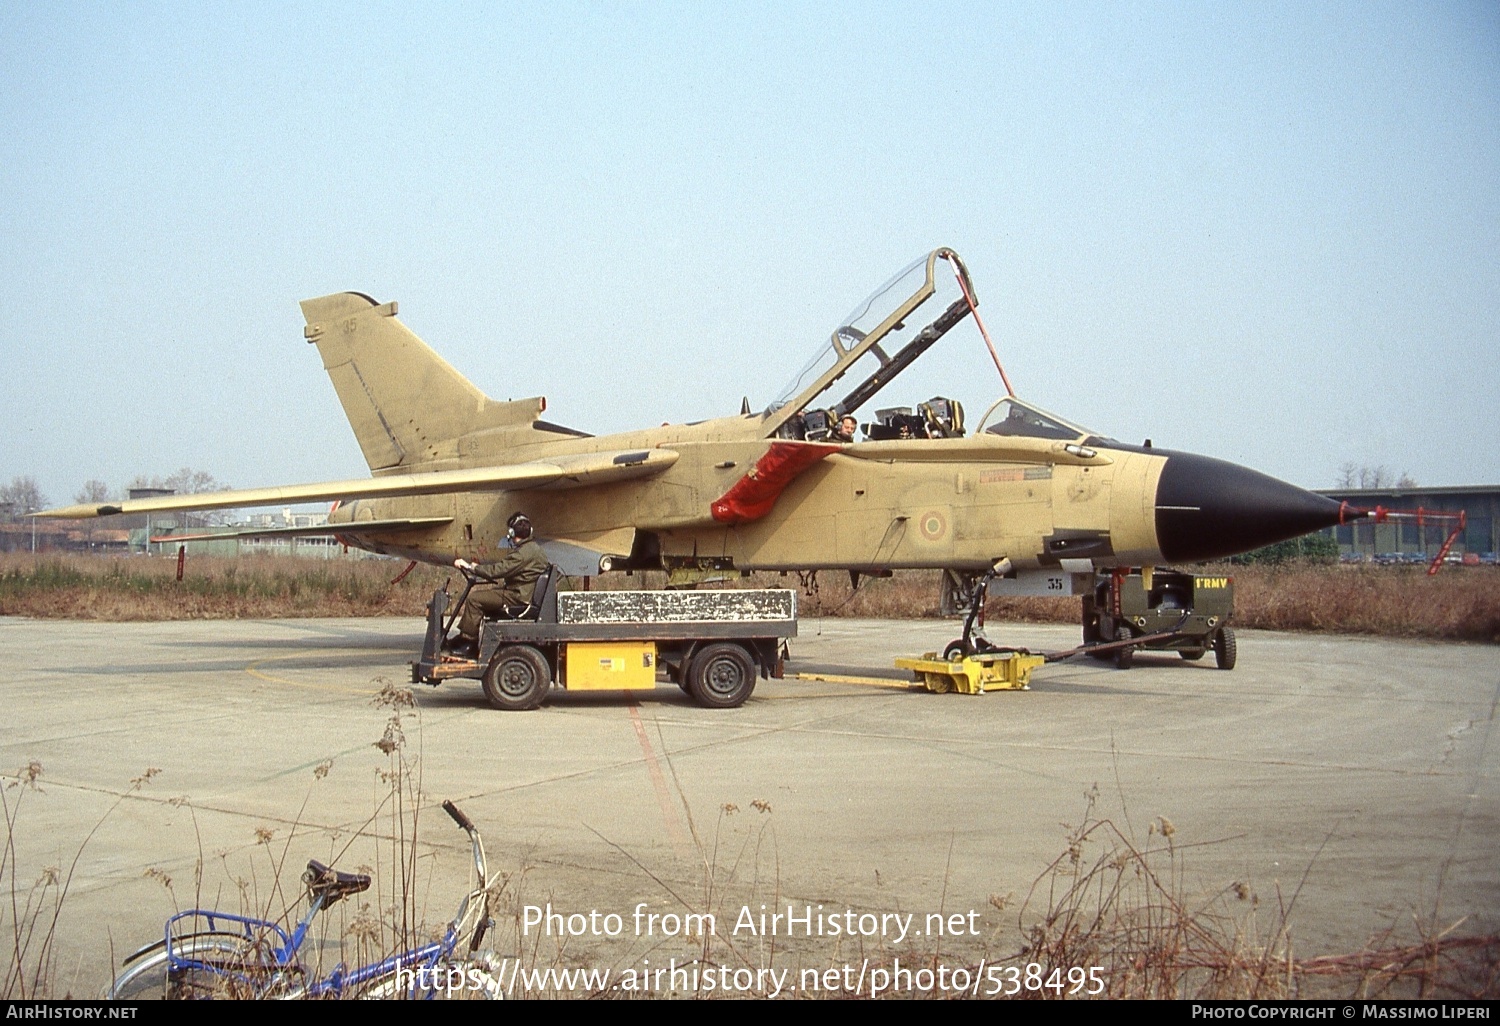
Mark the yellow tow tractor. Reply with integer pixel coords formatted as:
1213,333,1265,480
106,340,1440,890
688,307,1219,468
413,562,796,711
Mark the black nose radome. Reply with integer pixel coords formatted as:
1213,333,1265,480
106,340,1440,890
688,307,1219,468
1155,452,1348,563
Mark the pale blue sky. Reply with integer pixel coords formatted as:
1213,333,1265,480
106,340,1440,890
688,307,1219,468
2,1,1496,507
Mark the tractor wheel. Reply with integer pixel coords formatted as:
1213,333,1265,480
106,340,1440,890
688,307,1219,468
1114,626,1135,670
1213,627,1238,671
686,643,756,709
482,645,551,711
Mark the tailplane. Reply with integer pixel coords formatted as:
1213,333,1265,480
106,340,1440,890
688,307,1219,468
301,293,544,472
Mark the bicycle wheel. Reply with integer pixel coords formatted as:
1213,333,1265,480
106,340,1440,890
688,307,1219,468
107,934,258,999
353,958,505,1000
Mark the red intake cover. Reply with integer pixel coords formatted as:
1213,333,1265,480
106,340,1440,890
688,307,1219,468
710,442,841,525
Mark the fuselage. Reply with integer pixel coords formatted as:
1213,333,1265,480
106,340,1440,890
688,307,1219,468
330,414,1348,577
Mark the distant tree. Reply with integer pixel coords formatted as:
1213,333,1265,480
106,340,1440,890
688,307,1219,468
70,480,115,550
1334,464,1416,490
1232,533,1339,566
162,468,228,495
0,476,48,520
126,468,234,527
1300,533,1340,562
75,479,113,504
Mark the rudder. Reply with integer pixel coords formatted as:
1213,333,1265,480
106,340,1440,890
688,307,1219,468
301,293,540,472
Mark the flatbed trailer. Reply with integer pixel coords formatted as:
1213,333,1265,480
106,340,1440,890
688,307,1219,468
412,566,797,711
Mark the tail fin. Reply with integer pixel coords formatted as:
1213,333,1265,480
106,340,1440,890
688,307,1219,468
301,293,544,472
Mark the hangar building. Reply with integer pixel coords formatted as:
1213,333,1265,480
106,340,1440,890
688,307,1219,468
1316,485,1500,560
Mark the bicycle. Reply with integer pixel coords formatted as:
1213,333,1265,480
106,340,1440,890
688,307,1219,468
107,801,504,1000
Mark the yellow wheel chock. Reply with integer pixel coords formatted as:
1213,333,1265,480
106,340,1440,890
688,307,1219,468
894,652,1046,694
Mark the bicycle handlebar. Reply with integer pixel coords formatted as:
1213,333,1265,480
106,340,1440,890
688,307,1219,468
443,800,475,832
443,800,487,888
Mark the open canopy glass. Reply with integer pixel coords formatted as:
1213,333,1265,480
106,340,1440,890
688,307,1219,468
763,249,1111,445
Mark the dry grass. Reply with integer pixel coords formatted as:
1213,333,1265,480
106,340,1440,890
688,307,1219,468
2,553,1497,643
744,564,1500,643
4,763,161,999
13,723,1498,999
734,564,1500,643
1228,563,1500,643
109,680,510,1000
1007,790,1500,999
0,553,448,620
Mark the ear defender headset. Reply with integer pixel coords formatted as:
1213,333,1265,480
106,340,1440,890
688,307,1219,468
506,512,533,542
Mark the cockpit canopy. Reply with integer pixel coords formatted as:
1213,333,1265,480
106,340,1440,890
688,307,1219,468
764,249,975,438
763,249,1111,446
976,397,1096,443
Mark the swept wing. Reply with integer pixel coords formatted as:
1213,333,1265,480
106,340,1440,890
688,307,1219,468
37,449,679,520
149,518,455,544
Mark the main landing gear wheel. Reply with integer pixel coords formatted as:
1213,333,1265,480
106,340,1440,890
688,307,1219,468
483,645,551,711
686,643,756,709
1213,627,1237,671
942,639,968,662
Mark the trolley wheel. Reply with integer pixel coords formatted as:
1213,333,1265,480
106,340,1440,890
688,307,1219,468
1213,627,1237,671
1113,626,1135,670
482,645,551,711
1179,648,1206,661
686,643,756,709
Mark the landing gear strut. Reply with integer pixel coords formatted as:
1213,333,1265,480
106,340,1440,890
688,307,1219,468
942,568,1009,661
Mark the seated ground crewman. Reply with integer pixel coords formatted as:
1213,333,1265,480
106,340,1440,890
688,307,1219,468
445,512,549,658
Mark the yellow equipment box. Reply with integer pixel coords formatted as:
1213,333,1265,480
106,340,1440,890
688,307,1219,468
564,641,658,691
894,652,1046,694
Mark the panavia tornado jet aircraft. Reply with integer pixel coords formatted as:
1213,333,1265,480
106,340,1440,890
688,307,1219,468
40,248,1356,592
